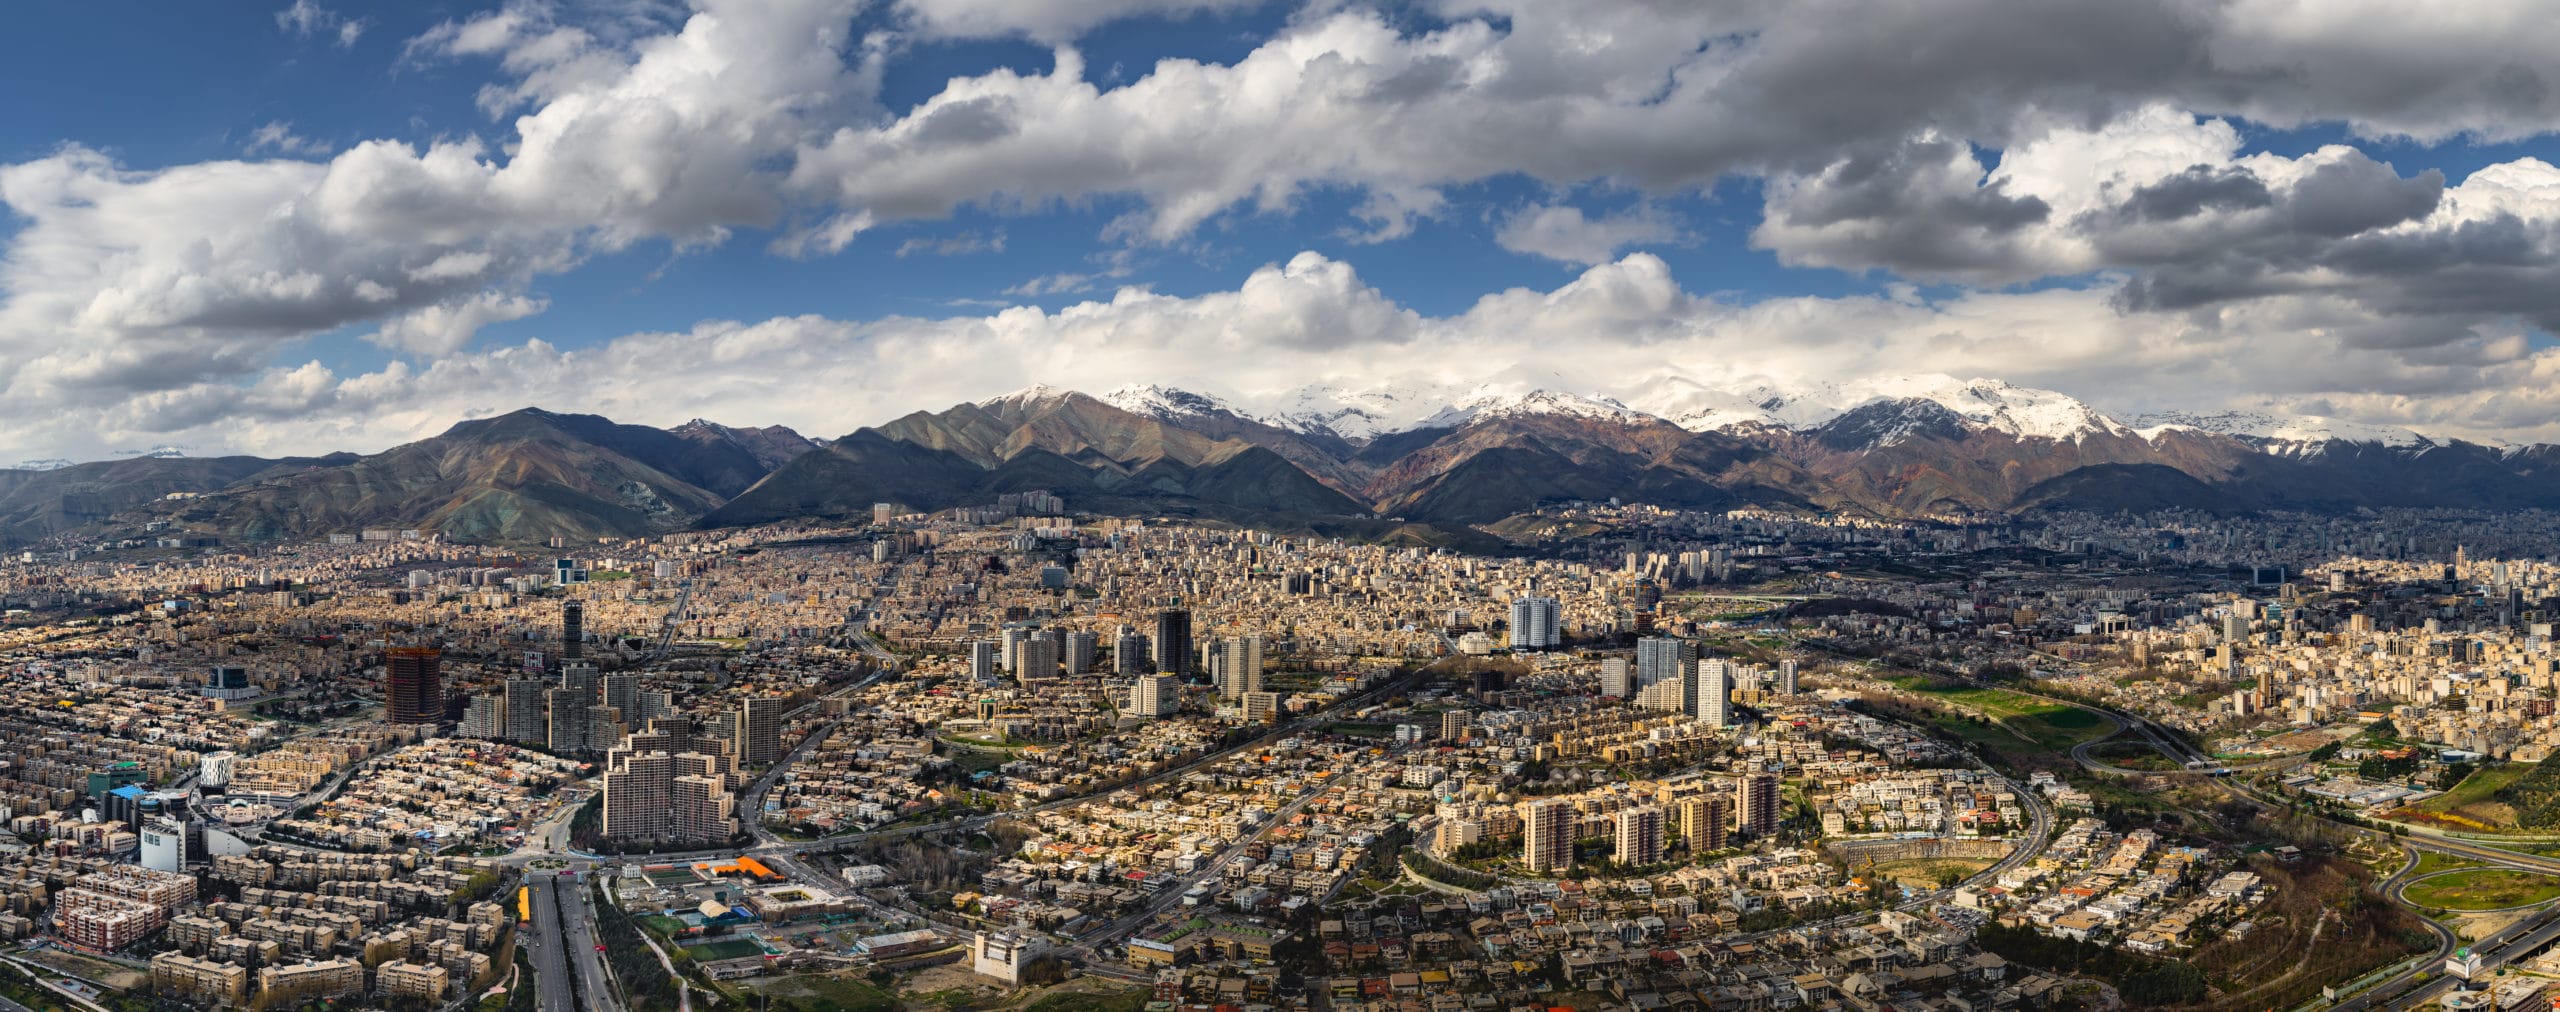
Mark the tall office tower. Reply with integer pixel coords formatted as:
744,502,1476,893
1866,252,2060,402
1218,636,1263,699
1677,795,1730,852
1521,798,1576,873
1131,674,1177,717
460,695,504,739
1285,572,1313,595
503,678,547,744
1600,658,1632,698
1065,631,1098,675
1001,627,1030,672
1737,774,1780,838
740,696,786,767
1114,631,1150,675
1614,806,1665,867
1440,710,1469,741
1635,637,1695,689
384,647,443,725
546,688,589,754
1242,690,1280,724
970,641,1000,681
1508,596,1562,650
1016,637,1060,685
1776,659,1798,695
561,600,584,660
1154,610,1194,676
604,674,641,720
2223,611,2246,645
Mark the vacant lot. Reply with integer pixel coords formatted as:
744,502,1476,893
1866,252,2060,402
1868,856,1995,889
2403,868,2560,911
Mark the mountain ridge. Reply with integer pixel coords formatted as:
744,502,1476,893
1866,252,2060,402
23,379,2560,549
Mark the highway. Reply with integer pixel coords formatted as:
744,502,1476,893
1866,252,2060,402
521,876,575,1012
554,871,621,1012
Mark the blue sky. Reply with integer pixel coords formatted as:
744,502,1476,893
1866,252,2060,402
4,0,2560,460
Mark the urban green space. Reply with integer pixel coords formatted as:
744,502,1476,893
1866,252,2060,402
2402,868,2560,911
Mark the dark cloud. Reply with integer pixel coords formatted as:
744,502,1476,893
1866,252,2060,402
2120,165,2272,222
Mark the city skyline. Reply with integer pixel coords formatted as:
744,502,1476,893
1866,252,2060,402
7,2,2560,461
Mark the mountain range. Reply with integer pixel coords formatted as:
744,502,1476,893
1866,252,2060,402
19,376,2560,549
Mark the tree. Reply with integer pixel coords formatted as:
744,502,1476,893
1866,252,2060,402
2370,717,2400,741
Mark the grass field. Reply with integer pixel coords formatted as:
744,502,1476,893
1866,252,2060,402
2402,868,2560,911
2413,850,2485,877
2388,763,2532,833
684,938,767,961
1884,677,2113,753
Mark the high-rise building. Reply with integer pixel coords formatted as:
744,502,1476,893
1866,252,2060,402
1614,806,1664,866
1776,659,1799,695
384,647,442,725
604,748,737,845
1509,595,1561,650
1737,774,1780,838
1676,795,1729,852
1217,635,1263,699
602,750,670,841
503,677,547,744
561,600,584,660
1690,658,1731,726
1522,798,1575,873
1015,636,1060,684
740,696,787,767
460,695,504,739
1600,658,1632,698
1065,630,1098,675
969,641,1000,681
1154,610,1194,676
546,688,589,754
588,705,627,752
1440,709,1469,741
1130,674,1177,717
1114,630,1150,675
604,674,642,722
1636,637,1695,688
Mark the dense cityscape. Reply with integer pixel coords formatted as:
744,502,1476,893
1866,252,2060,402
0,492,2550,1011
15,1,2560,1009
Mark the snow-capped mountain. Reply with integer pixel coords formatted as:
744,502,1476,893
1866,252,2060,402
1100,383,1244,421
1416,388,1648,430
1636,375,2132,444
2131,410,2431,455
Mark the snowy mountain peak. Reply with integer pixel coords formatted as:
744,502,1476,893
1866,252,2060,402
1419,388,1646,430
1635,374,2127,442
1866,375,2132,442
975,384,1078,409
2131,410,2430,454
1101,384,1244,421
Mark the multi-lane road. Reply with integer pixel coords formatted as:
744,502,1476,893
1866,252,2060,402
522,871,620,1012
521,876,575,1012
